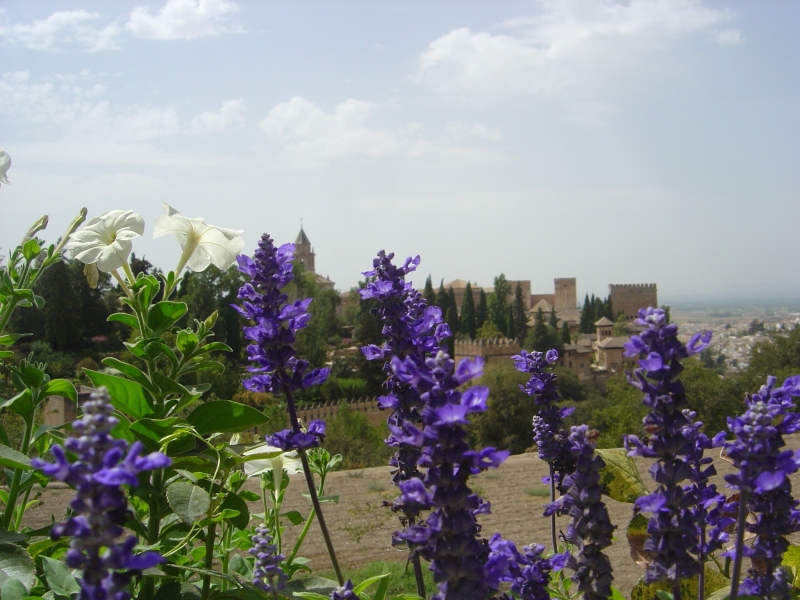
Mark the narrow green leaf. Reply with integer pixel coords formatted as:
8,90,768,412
186,401,268,435
353,574,390,596
101,358,157,394
0,543,35,591
84,370,154,419
0,334,27,347
0,444,31,470
129,418,194,455
0,531,27,544
0,424,10,447
166,482,211,525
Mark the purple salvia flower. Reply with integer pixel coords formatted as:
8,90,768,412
544,426,615,600
622,307,713,588
249,524,287,595
330,580,360,600
360,251,449,529
393,351,509,600
512,349,575,492
235,233,330,451
485,534,569,600
32,388,170,600
724,375,800,599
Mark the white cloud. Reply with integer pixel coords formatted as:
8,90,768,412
416,0,737,97
126,0,241,40
715,29,743,45
259,96,434,164
0,9,121,52
447,121,502,141
191,99,245,133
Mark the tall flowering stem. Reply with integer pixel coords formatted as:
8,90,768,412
32,389,170,600
622,307,712,598
235,233,343,584
545,426,616,600
359,250,450,598
724,375,800,600
393,351,509,600
512,348,575,551
249,524,288,600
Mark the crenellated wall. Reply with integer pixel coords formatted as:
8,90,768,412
453,337,521,365
296,397,385,428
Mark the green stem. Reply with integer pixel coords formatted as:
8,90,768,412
0,297,21,338
723,556,731,580
1,417,33,531
13,486,32,531
147,469,164,543
729,491,749,600
408,516,426,599
201,521,217,600
548,463,558,552
286,507,315,567
298,450,343,585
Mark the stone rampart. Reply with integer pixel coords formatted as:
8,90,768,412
608,284,658,321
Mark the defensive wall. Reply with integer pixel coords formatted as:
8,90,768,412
608,284,658,321
453,337,521,365
297,397,384,428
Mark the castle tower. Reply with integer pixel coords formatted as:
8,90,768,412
608,284,657,321
554,278,577,312
295,226,315,274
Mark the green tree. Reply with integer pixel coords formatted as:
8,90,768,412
488,274,511,337
549,307,558,329
507,305,516,341
436,281,450,320
352,283,387,396
446,287,459,334
469,361,535,454
579,294,592,333
324,403,394,469
423,275,436,308
476,321,502,340
735,326,800,397
459,282,477,339
476,288,488,329
561,321,571,345
512,283,528,342
612,313,627,336
525,307,562,354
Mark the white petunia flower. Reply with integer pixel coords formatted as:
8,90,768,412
66,210,145,273
153,203,244,275
0,148,11,186
243,444,302,479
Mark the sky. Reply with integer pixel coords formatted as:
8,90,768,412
1,0,798,305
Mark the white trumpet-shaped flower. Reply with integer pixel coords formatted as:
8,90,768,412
66,210,145,272
243,444,302,479
0,148,11,186
153,203,244,275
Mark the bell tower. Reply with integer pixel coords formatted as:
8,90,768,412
295,224,315,274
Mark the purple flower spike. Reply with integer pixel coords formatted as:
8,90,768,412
249,524,287,594
621,307,721,588
330,580,360,600
32,388,169,600
236,233,330,451
724,375,800,598
359,251,451,535
512,349,575,492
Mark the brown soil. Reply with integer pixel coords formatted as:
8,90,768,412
23,441,800,599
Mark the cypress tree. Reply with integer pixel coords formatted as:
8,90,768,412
476,288,488,329
447,287,459,333
507,305,516,340
561,321,571,345
549,306,558,330
489,274,511,337
460,282,477,339
423,275,436,308
512,282,528,342
436,280,450,318
579,293,592,333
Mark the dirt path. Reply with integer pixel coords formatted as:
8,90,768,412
23,441,800,598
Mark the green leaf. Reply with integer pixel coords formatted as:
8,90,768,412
0,334,27,347
0,532,27,545
40,379,77,402
166,482,211,525
21,239,41,262
148,301,188,333
0,543,35,591
186,401,269,435
176,331,199,355
630,569,729,600
596,447,648,503
26,538,58,559
0,390,34,425
145,342,179,370
154,582,201,600
0,352,14,360
108,312,139,329
783,543,800,568
228,554,252,582
283,577,339,599
0,425,9,448
281,510,305,526
656,592,674,600
609,588,626,600
101,358,157,394
212,590,267,600
152,372,193,397
0,445,31,470
353,574,390,596
197,342,232,355
219,492,250,530
42,556,80,597
129,418,194,455
293,594,329,600
84,370,154,419
20,363,45,390
238,490,260,502
1,578,28,600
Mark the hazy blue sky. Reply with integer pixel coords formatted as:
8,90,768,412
1,0,798,303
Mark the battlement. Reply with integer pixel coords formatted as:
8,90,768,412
296,397,384,428
554,278,576,284
608,284,658,321
453,337,520,365
609,284,657,289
